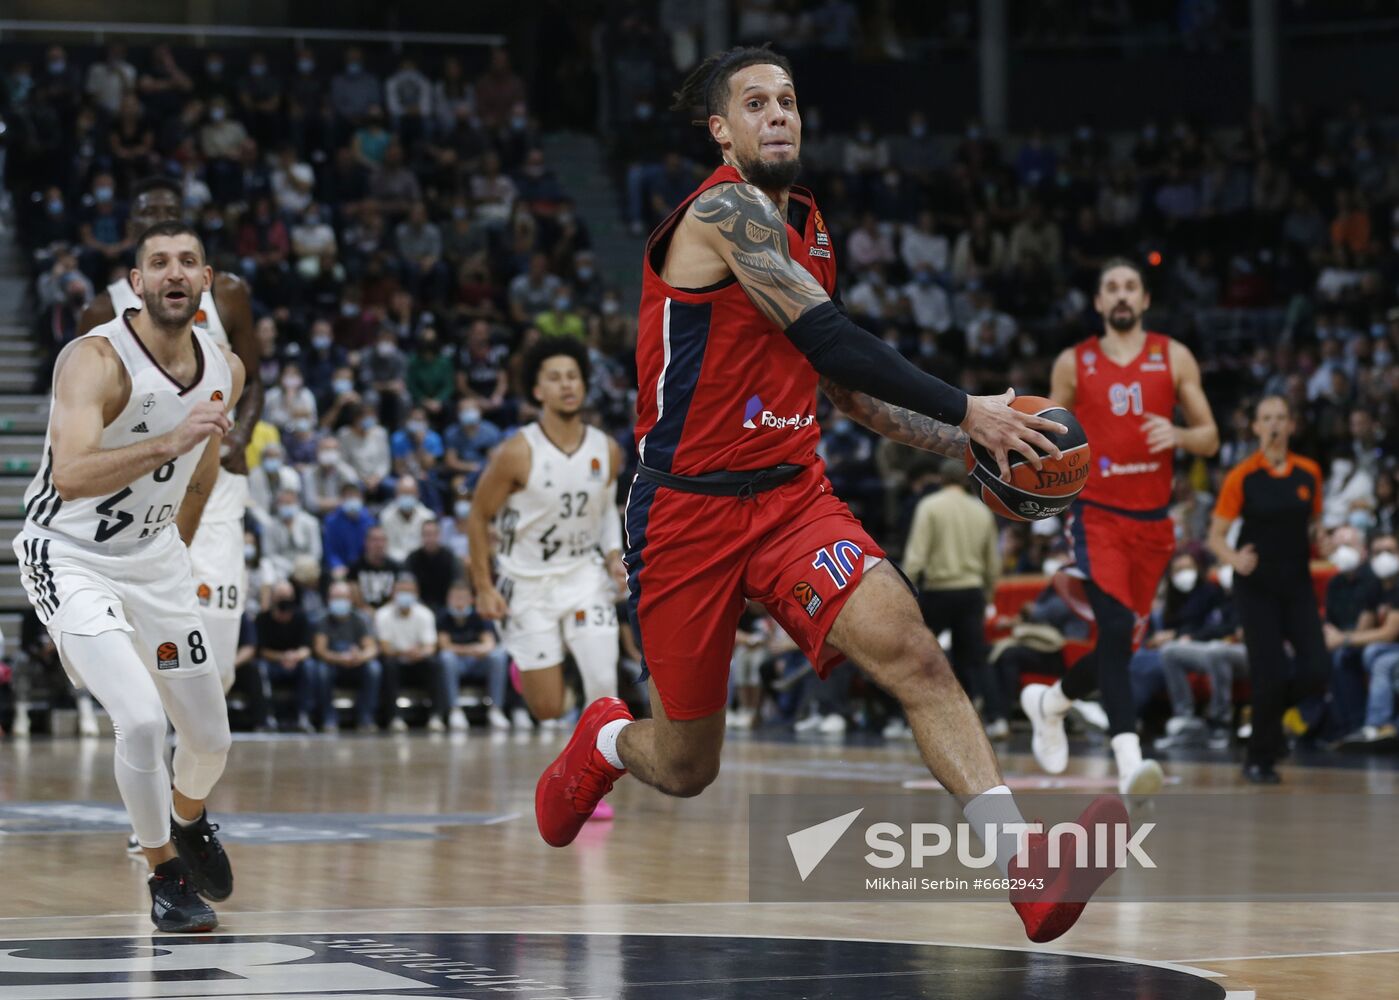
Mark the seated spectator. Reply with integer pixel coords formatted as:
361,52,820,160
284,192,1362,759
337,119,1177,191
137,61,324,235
514,148,567,214
390,405,444,480
534,290,587,340
255,581,323,732
291,202,338,278
370,141,423,219
900,211,950,278
305,436,362,514
264,363,318,434
361,327,409,430
260,488,323,583
509,252,561,327
470,150,517,225
846,213,897,272
1334,532,1399,747
406,329,453,420
337,402,392,500
395,202,448,306
406,519,457,610
439,479,474,561
375,576,443,732
331,46,382,125
351,526,401,610
457,321,510,417
77,173,130,282
314,582,383,732
382,477,436,561
952,211,1007,287
1320,527,1379,735
901,266,952,334
271,143,316,217
443,399,502,489
282,402,323,467
385,56,433,145
437,581,511,730
323,482,376,573
248,442,302,517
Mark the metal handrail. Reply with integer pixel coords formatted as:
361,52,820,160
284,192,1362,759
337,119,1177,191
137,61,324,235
0,18,504,48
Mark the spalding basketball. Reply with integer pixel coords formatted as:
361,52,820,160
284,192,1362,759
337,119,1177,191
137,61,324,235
964,396,1091,522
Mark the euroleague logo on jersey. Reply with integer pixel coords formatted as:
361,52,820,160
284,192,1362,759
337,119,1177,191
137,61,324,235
211,390,224,402
793,580,822,618
156,641,180,670
742,394,815,431
196,583,212,606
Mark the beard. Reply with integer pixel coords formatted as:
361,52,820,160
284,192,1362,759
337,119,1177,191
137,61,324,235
736,149,802,191
143,286,199,329
1106,305,1138,332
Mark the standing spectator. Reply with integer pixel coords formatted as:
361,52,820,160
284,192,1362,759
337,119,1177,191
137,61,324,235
271,144,316,217
256,581,323,733
395,203,448,306
330,47,383,126
238,51,283,146
432,55,475,134
351,527,401,610
290,202,338,277
85,43,136,116
1208,396,1329,783
474,48,526,129
138,45,194,118
437,582,511,731
368,141,422,219
901,211,950,277
903,459,1004,736
374,577,443,732
901,266,953,335
286,48,325,152
313,582,383,732
382,478,436,562
509,253,561,325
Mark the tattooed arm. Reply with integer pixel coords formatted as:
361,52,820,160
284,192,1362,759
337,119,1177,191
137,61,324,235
686,181,1063,477
819,378,968,458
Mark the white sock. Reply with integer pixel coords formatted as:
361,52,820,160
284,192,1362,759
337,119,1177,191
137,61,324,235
1111,732,1143,776
962,785,1030,878
172,804,200,827
595,719,631,771
1042,681,1072,717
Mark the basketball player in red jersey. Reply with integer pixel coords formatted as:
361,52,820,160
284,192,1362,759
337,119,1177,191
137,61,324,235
1022,259,1219,794
535,45,1129,943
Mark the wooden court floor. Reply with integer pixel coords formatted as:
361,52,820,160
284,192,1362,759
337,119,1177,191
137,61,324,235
1,728,1396,999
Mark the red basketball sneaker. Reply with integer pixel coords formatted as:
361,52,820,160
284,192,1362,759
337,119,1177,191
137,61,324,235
536,697,631,847
1009,794,1130,943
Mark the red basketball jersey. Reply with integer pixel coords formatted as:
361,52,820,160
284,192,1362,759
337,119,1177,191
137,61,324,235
634,165,838,476
1074,332,1178,512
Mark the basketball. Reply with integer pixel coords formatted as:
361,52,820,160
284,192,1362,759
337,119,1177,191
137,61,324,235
965,396,1091,522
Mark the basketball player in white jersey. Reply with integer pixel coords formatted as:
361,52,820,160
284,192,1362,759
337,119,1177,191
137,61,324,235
469,336,628,736
17,222,245,932
80,177,262,695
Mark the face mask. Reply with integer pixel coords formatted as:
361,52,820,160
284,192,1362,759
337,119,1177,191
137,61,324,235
1172,569,1198,592
407,420,427,437
292,418,314,434
396,494,417,511
48,199,63,215
342,497,363,516
510,115,527,130
298,58,315,73
452,204,468,220
205,216,224,231
333,378,353,394
48,60,66,74
915,270,933,286
207,59,223,75
377,342,396,357
318,449,339,466
394,592,415,609
1373,552,1399,580
602,300,619,316
1332,544,1362,573
910,123,927,138
857,130,873,143
210,107,226,122
576,266,594,281
1042,558,1065,577
251,63,267,77
347,61,362,74
832,419,852,435
453,499,471,519
966,126,982,140
458,409,480,426
1349,510,1375,531
304,213,321,226
1376,349,1394,367
283,375,303,391
635,103,652,120
359,415,376,431
328,598,352,617
262,457,282,474
313,334,332,351
244,543,257,562
553,298,572,312
1217,565,1233,591
278,503,299,521
95,186,113,203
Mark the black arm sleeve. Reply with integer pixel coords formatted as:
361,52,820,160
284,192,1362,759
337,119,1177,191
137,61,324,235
784,302,969,426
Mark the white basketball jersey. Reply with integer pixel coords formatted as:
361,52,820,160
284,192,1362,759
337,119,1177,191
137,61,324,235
496,423,612,580
106,276,247,522
22,313,233,553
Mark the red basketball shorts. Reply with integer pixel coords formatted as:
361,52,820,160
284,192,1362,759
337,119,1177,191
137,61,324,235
623,463,884,721
1066,501,1176,619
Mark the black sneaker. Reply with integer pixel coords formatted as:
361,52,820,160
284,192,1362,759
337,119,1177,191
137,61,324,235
170,811,233,901
1243,762,1281,785
148,858,218,932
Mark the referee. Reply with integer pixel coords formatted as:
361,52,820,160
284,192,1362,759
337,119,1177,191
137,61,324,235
1208,395,1329,784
